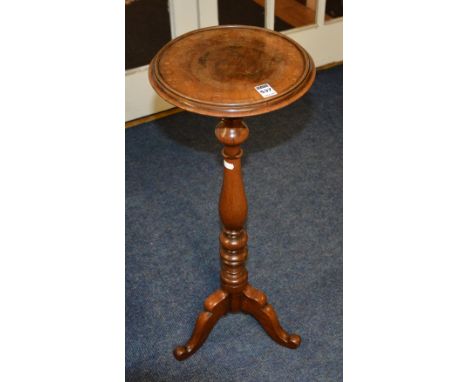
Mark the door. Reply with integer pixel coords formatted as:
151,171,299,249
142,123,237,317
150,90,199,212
125,0,342,122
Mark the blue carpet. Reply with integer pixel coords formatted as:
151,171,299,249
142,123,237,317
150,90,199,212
126,65,342,381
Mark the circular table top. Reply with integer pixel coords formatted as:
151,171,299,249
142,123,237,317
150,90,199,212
149,25,316,118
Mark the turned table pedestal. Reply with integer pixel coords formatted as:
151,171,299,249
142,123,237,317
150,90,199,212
148,25,316,361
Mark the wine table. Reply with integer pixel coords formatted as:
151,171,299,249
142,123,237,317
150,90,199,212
148,25,316,360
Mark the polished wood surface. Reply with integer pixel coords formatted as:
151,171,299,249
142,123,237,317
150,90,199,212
148,25,316,361
149,25,315,117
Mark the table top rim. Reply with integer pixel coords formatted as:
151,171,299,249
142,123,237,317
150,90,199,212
149,25,316,118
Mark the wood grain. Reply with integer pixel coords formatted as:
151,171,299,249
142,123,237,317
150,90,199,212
149,25,315,117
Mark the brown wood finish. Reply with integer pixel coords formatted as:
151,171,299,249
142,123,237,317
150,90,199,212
149,25,315,118
148,25,315,361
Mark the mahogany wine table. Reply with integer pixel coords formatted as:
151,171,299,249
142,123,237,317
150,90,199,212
149,25,316,361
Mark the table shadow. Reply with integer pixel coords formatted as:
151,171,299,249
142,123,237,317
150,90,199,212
156,96,316,156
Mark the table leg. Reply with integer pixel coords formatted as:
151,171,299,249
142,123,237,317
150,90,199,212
172,118,300,360
173,289,229,361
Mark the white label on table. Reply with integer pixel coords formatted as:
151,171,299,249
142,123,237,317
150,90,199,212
255,83,277,98
224,160,234,170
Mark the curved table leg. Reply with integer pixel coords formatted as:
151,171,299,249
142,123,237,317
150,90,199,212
241,284,301,349
173,289,229,360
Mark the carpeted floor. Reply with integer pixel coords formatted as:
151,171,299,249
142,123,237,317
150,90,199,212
126,65,342,381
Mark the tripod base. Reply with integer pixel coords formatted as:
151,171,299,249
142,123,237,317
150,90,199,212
173,284,301,361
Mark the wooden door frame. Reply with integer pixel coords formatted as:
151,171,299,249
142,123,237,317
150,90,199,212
125,0,218,122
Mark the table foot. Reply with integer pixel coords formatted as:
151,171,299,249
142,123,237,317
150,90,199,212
241,284,301,349
173,289,229,361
